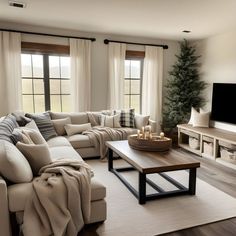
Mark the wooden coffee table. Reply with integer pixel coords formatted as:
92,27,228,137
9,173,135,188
106,140,200,204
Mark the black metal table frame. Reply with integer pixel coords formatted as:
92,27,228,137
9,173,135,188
108,148,197,204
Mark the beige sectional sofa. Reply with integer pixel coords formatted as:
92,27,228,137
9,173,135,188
0,111,156,236
49,111,156,158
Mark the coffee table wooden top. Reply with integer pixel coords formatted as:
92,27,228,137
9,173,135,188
106,140,200,174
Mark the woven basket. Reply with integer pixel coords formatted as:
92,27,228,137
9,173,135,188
128,134,172,152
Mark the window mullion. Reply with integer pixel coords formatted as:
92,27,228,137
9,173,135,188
43,54,50,111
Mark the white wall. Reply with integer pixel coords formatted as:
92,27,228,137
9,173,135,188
0,22,179,111
195,29,236,131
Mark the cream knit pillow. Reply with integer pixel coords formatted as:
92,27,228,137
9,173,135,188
65,123,92,136
192,109,210,127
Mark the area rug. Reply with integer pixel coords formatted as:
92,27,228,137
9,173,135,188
86,159,236,236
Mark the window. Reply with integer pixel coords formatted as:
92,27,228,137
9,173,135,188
124,51,144,114
21,43,72,113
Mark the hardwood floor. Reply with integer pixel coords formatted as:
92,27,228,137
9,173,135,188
81,148,236,236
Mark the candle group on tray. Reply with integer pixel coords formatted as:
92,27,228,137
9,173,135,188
136,126,165,140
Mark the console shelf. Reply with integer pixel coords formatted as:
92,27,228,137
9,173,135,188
177,124,236,168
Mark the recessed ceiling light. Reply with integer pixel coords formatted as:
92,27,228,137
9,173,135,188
182,30,191,33
9,1,27,8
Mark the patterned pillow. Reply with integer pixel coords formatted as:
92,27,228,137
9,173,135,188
0,114,19,143
25,113,57,141
114,109,135,128
100,114,121,128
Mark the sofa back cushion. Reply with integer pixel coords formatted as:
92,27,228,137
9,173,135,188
52,117,72,136
0,114,19,143
0,141,33,183
25,113,57,141
49,112,89,125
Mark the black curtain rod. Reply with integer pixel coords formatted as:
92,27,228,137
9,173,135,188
0,28,96,42
104,39,168,49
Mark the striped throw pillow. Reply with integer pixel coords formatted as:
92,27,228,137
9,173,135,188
25,113,57,141
114,109,135,128
0,114,19,143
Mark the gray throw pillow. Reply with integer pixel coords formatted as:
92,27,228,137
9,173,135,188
0,114,19,143
25,113,57,141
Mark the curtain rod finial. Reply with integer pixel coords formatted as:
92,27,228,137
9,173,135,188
163,45,168,49
104,39,109,44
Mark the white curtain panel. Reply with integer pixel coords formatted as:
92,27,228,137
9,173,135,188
107,42,126,109
70,38,91,112
0,31,22,116
142,46,163,132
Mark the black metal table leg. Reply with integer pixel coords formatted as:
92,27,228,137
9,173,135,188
108,148,113,171
139,172,146,204
189,168,197,195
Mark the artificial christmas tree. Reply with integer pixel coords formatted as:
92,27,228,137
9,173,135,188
163,39,207,131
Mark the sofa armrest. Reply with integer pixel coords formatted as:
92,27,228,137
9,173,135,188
148,119,157,133
0,176,12,236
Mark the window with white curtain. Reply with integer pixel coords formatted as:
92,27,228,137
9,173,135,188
21,43,72,113
124,51,144,114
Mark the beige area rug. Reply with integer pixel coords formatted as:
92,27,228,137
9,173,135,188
86,159,236,236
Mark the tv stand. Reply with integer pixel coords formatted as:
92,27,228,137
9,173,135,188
177,124,236,169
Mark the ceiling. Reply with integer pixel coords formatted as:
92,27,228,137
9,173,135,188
0,0,236,40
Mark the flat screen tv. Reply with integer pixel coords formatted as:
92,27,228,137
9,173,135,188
211,83,236,125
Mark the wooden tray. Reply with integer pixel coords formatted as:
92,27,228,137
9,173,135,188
128,134,172,152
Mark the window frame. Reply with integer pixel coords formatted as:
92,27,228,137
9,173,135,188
21,42,70,112
124,50,145,114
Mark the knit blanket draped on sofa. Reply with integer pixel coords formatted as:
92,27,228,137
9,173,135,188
83,127,135,159
22,159,93,236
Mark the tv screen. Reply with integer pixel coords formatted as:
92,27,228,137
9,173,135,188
211,83,236,125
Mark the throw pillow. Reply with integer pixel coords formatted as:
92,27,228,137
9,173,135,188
192,109,210,127
12,113,31,126
25,113,57,141
188,107,197,125
134,114,150,130
65,123,92,136
0,114,19,143
52,117,72,136
114,109,135,128
0,140,33,183
16,142,52,175
10,129,34,145
100,114,121,128
21,128,47,145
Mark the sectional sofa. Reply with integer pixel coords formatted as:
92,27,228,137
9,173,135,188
0,111,156,236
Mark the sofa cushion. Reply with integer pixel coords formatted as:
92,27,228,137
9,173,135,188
52,117,72,136
0,114,19,143
16,142,52,175
25,113,57,141
47,136,71,148
8,182,33,212
65,123,92,136
49,146,83,161
49,112,89,124
67,134,94,149
0,141,33,183
91,178,106,201
7,177,105,212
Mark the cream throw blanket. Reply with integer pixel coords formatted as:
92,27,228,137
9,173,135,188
22,159,93,236
83,127,136,159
